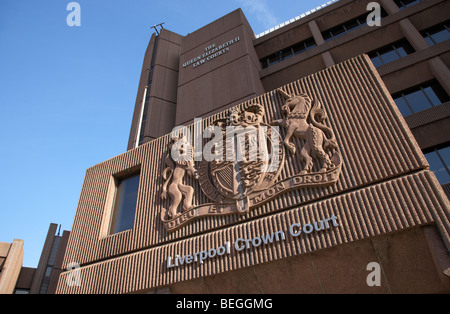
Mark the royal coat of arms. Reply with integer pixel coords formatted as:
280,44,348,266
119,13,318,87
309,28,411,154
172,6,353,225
160,89,342,232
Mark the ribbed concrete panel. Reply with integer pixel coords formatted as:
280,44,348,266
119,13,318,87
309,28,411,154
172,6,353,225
56,55,449,294
56,171,448,294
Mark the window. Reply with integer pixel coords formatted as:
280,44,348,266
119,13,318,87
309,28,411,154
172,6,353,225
138,99,149,146
138,74,153,146
424,145,450,185
421,21,450,46
368,39,415,67
137,37,159,147
260,37,316,69
322,9,388,42
392,80,449,116
110,173,140,234
38,235,62,294
45,266,53,277
393,0,423,9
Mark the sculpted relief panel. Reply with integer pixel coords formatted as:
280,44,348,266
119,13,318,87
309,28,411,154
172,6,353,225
161,135,199,220
161,88,342,232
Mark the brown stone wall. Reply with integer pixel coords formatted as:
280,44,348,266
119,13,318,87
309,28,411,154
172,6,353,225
56,55,449,294
127,34,156,150
406,102,450,151
127,29,183,149
56,170,448,294
175,9,265,126
170,226,449,294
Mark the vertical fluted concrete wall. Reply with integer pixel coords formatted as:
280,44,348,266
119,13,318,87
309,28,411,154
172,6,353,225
56,55,449,294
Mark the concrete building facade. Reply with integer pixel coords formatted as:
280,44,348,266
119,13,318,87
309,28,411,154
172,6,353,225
56,0,449,294
0,224,70,294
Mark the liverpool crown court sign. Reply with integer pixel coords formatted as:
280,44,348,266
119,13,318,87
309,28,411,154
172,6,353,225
56,55,449,294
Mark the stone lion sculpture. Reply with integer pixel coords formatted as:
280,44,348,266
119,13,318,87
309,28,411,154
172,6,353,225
161,134,199,219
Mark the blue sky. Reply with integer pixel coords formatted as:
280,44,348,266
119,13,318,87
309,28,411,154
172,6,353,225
0,0,329,268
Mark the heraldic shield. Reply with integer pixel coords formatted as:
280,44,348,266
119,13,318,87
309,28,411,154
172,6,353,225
198,103,285,213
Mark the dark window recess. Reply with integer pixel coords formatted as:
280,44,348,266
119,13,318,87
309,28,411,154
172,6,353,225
392,80,449,116
0,257,5,272
322,9,388,42
138,93,150,146
110,173,140,234
260,37,316,69
421,21,450,46
38,235,61,294
393,0,423,10
138,67,154,146
137,36,159,146
368,39,415,67
424,145,450,185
